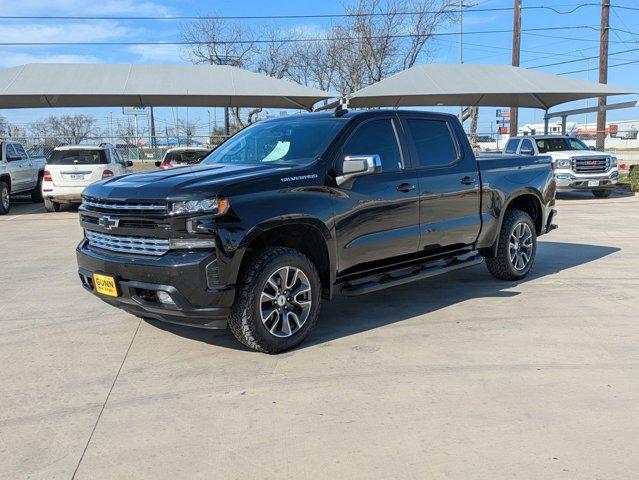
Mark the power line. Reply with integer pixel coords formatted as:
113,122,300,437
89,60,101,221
558,58,639,75
527,46,639,69
0,4,602,21
0,25,599,46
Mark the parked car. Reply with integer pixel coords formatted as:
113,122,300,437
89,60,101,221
504,135,618,198
42,143,132,212
155,147,210,169
76,110,557,353
0,141,46,215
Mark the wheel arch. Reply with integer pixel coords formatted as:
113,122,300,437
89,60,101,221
0,173,11,191
488,189,543,257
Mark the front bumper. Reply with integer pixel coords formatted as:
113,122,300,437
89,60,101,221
555,171,618,190
76,240,234,328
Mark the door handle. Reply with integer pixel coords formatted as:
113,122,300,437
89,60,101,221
396,182,416,192
460,176,476,185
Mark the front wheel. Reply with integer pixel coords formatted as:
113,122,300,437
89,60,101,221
228,247,321,353
592,189,612,198
486,209,537,281
44,197,60,212
0,181,10,215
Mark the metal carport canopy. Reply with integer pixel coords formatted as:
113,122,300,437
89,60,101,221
0,63,338,110
347,64,635,109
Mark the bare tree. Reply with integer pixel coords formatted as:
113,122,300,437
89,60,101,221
29,114,97,145
178,119,198,145
0,115,9,139
116,118,148,147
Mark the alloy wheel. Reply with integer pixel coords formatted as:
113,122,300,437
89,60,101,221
260,266,312,338
508,222,534,271
1,186,9,210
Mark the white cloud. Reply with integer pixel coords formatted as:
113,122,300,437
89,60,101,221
2,0,171,16
0,51,100,68
128,44,187,63
0,21,131,43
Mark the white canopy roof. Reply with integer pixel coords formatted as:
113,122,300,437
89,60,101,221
0,63,338,110
348,64,634,109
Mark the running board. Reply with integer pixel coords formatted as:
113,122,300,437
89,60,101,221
339,254,484,296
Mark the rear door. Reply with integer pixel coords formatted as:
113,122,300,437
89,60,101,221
400,115,482,255
13,144,37,189
6,144,30,192
333,115,420,272
48,149,107,187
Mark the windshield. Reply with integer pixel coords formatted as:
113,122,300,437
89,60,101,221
164,150,208,164
201,117,345,167
49,149,107,165
535,137,588,153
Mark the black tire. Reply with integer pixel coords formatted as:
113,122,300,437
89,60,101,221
486,209,537,281
44,197,60,212
228,247,322,353
592,189,612,198
31,174,44,203
0,181,10,215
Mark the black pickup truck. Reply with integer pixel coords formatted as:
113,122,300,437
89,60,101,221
76,110,557,353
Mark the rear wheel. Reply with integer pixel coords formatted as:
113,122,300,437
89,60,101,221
0,181,10,215
44,197,60,212
30,175,44,203
592,189,612,198
486,209,537,281
228,247,321,353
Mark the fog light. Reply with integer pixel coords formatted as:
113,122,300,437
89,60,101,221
156,290,175,305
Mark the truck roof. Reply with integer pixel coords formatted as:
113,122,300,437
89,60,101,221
510,135,577,140
269,109,459,122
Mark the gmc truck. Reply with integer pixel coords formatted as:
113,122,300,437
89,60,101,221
0,141,46,214
504,135,618,198
76,110,557,353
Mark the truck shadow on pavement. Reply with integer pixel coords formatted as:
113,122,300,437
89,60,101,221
145,241,619,352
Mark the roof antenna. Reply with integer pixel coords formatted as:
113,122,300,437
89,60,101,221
334,97,349,117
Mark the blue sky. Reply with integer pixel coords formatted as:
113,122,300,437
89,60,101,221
1,0,638,137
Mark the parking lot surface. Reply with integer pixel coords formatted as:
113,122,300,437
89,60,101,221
2,191,639,479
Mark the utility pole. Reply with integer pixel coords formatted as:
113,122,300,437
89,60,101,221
150,106,157,148
509,0,522,137
459,0,464,122
596,0,610,151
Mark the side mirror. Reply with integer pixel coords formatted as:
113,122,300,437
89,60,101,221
154,161,161,167
336,155,382,187
126,160,133,167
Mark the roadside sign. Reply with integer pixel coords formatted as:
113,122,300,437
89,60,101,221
496,109,511,118
122,106,148,115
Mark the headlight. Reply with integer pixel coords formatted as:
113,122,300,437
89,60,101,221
556,158,571,169
609,156,617,167
170,197,229,216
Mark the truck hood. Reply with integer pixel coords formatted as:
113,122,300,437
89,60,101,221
546,150,611,159
83,163,284,200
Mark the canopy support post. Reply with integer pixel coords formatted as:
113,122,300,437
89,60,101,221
561,115,567,135
544,112,549,135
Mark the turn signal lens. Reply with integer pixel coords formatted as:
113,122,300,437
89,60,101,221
102,169,114,179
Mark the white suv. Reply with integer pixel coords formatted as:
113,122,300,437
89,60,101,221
504,135,618,198
42,144,132,212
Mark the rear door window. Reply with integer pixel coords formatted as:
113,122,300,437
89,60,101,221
404,118,460,168
519,138,534,154
342,119,404,172
49,150,107,165
504,139,519,154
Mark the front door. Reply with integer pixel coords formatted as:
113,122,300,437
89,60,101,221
400,116,482,255
333,116,420,273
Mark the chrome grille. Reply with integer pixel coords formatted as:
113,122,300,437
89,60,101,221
82,196,167,215
571,156,609,173
85,230,169,256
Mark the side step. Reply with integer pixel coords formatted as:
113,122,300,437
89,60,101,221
339,254,484,297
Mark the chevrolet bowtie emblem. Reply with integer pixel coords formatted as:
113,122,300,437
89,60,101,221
98,215,119,230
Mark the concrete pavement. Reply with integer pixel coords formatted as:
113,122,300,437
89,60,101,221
1,191,638,479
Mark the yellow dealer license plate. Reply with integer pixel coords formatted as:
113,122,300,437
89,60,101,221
93,274,119,297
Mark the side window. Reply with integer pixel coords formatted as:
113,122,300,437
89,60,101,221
342,119,403,172
404,119,459,168
520,138,534,153
6,144,20,161
504,139,519,154
14,144,28,160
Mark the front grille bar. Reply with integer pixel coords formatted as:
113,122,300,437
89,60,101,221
86,230,170,256
82,196,167,214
